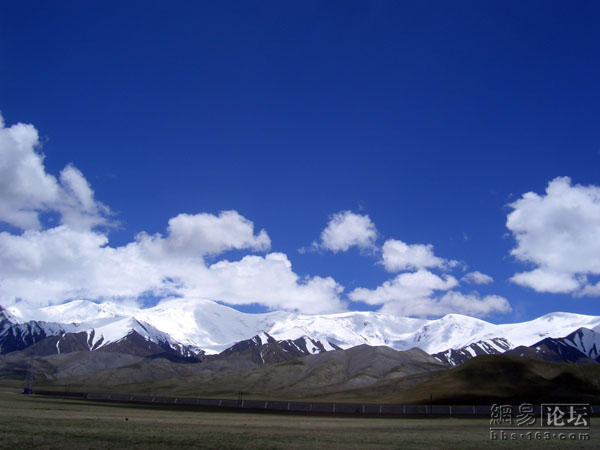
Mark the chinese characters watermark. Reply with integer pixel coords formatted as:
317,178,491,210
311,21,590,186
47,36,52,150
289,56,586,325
490,403,591,441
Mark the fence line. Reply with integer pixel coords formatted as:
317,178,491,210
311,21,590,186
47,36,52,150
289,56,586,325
32,390,600,417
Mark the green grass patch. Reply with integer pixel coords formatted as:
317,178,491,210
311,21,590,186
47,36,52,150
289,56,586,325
0,389,595,448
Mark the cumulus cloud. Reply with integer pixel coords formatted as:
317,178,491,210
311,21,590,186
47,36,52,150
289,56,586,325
385,291,511,317
349,269,458,305
163,211,271,256
348,269,509,317
195,253,344,313
580,281,600,297
0,113,511,318
0,115,110,230
461,271,494,285
348,236,506,317
507,177,600,296
0,216,343,313
0,114,344,314
312,208,509,317
381,239,451,272
0,118,59,229
57,165,112,230
314,211,377,252
510,269,580,294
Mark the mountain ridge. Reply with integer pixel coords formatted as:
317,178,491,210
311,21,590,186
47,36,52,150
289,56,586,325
4,300,600,364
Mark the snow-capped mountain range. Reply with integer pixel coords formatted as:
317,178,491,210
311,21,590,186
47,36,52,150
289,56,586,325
432,338,512,366
504,327,600,364
3,298,600,364
564,327,600,359
0,303,190,357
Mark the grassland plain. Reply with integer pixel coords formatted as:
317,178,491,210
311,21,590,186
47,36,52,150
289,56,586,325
0,389,594,449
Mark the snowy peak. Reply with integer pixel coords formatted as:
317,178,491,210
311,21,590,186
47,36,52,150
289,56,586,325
4,299,600,366
0,303,72,354
40,300,126,323
492,312,600,348
14,322,204,361
265,311,427,352
86,317,170,350
217,333,339,366
253,331,276,346
0,318,67,354
506,338,596,365
6,299,127,324
408,314,493,353
78,316,203,360
0,305,17,337
433,338,512,366
132,297,289,354
221,332,277,355
0,305,16,326
290,335,340,354
1,302,204,360
440,326,600,366
563,327,600,360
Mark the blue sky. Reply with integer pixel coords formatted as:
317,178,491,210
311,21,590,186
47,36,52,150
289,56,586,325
1,1,599,322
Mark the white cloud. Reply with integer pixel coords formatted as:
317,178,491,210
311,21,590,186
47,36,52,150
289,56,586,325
0,226,160,303
348,269,508,317
507,177,600,295
164,211,271,256
57,165,111,230
0,113,511,318
390,291,511,317
510,269,580,295
461,271,493,285
0,119,59,229
349,269,458,305
381,239,449,272
195,253,344,313
0,114,345,314
0,212,345,313
316,210,509,317
580,281,600,297
0,115,110,230
316,211,377,252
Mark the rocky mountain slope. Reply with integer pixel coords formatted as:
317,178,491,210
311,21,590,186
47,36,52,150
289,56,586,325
432,338,511,365
505,327,600,364
17,344,446,400
4,299,600,366
0,305,68,354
